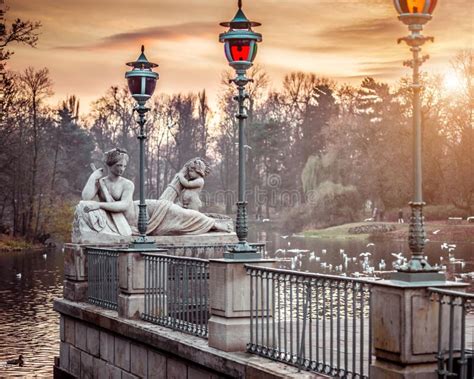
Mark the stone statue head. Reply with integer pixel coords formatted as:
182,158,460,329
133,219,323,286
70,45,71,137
185,158,210,178
104,148,129,167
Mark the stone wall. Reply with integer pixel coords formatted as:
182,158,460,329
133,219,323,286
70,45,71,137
58,315,224,378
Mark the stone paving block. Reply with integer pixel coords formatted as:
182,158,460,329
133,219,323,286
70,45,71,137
93,357,107,378
168,357,187,379
59,342,70,372
64,316,75,344
69,345,81,377
105,362,122,379
80,351,94,379
115,336,131,371
130,343,147,377
75,321,87,351
122,371,140,379
87,326,100,356
147,350,167,379
100,330,115,363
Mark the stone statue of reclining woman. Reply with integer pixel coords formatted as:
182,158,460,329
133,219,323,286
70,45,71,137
72,148,232,243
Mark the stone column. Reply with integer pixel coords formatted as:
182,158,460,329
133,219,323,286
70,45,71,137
370,281,467,379
63,243,88,302
208,259,276,352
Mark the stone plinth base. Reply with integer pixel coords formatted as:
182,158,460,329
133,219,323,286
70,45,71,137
118,293,144,320
371,359,438,379
63,280,88,302
72,231,238,248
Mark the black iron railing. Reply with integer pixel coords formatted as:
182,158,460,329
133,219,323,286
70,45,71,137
142,253,210,338
246,265,372,378
86,247,120,311
429,287,474,379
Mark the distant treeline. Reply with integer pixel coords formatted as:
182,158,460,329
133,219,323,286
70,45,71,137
0,10,472,241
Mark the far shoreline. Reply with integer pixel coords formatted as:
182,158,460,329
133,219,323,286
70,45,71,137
298,221,474,243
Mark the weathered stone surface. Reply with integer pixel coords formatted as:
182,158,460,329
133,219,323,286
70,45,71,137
63,279,88,302
119,252,145,294
208,316,252,352
131,343,147,377
59,342,70,372
64,316,75,344
64,243,87,280
188,366,218,379
118,293,144,320
92,357,106,378
372,282,466,365
122,371,140,379
86,326,100,357
69,345,81,377
75,321,87,351
167,358,187,379
148,350,167,379
74,232,237,251
60,316,65,342
105,362,122,379
209,259,276,318
114,336,131,371
370,359,438,379
100,330,115,363
80,351,94,379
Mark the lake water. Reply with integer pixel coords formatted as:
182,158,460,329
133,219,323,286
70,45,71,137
0,248,63,378
0,229,472,377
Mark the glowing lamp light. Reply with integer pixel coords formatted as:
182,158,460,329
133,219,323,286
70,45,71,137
393,0,437,15
219,1,262,71
125,45,159,105
393,0,437,25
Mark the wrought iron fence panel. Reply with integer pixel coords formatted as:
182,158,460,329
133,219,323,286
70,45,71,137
246,265,373,378
429,287,474,379
142,253,209,338
86,248,120,310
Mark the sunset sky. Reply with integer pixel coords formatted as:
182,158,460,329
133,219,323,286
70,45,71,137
5,0,473,114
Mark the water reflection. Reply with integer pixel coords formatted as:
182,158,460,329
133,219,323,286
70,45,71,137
0,249,63,378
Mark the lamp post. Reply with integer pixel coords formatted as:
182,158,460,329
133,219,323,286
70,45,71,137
392,0,443,279
125,45,159,248
219,0,262,259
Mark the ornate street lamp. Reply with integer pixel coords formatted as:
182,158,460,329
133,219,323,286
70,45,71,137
125,45,159,248
220,0,262,259
392,0,442,279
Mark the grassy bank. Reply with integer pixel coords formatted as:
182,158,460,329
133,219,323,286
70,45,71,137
0,235,43,251
301,221,474,242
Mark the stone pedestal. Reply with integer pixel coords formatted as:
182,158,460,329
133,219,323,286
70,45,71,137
370,280,467,379
118,248,166,319
208,258,276,352
63,243,88,302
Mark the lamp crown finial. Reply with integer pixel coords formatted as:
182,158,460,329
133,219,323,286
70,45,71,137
141,45,145,53
238,0,242,9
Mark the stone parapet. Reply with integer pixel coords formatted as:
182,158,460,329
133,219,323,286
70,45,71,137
54,299,326,378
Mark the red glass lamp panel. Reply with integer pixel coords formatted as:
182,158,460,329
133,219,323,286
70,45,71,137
127,77,142,95
145,77,156,96
230,40,251,61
